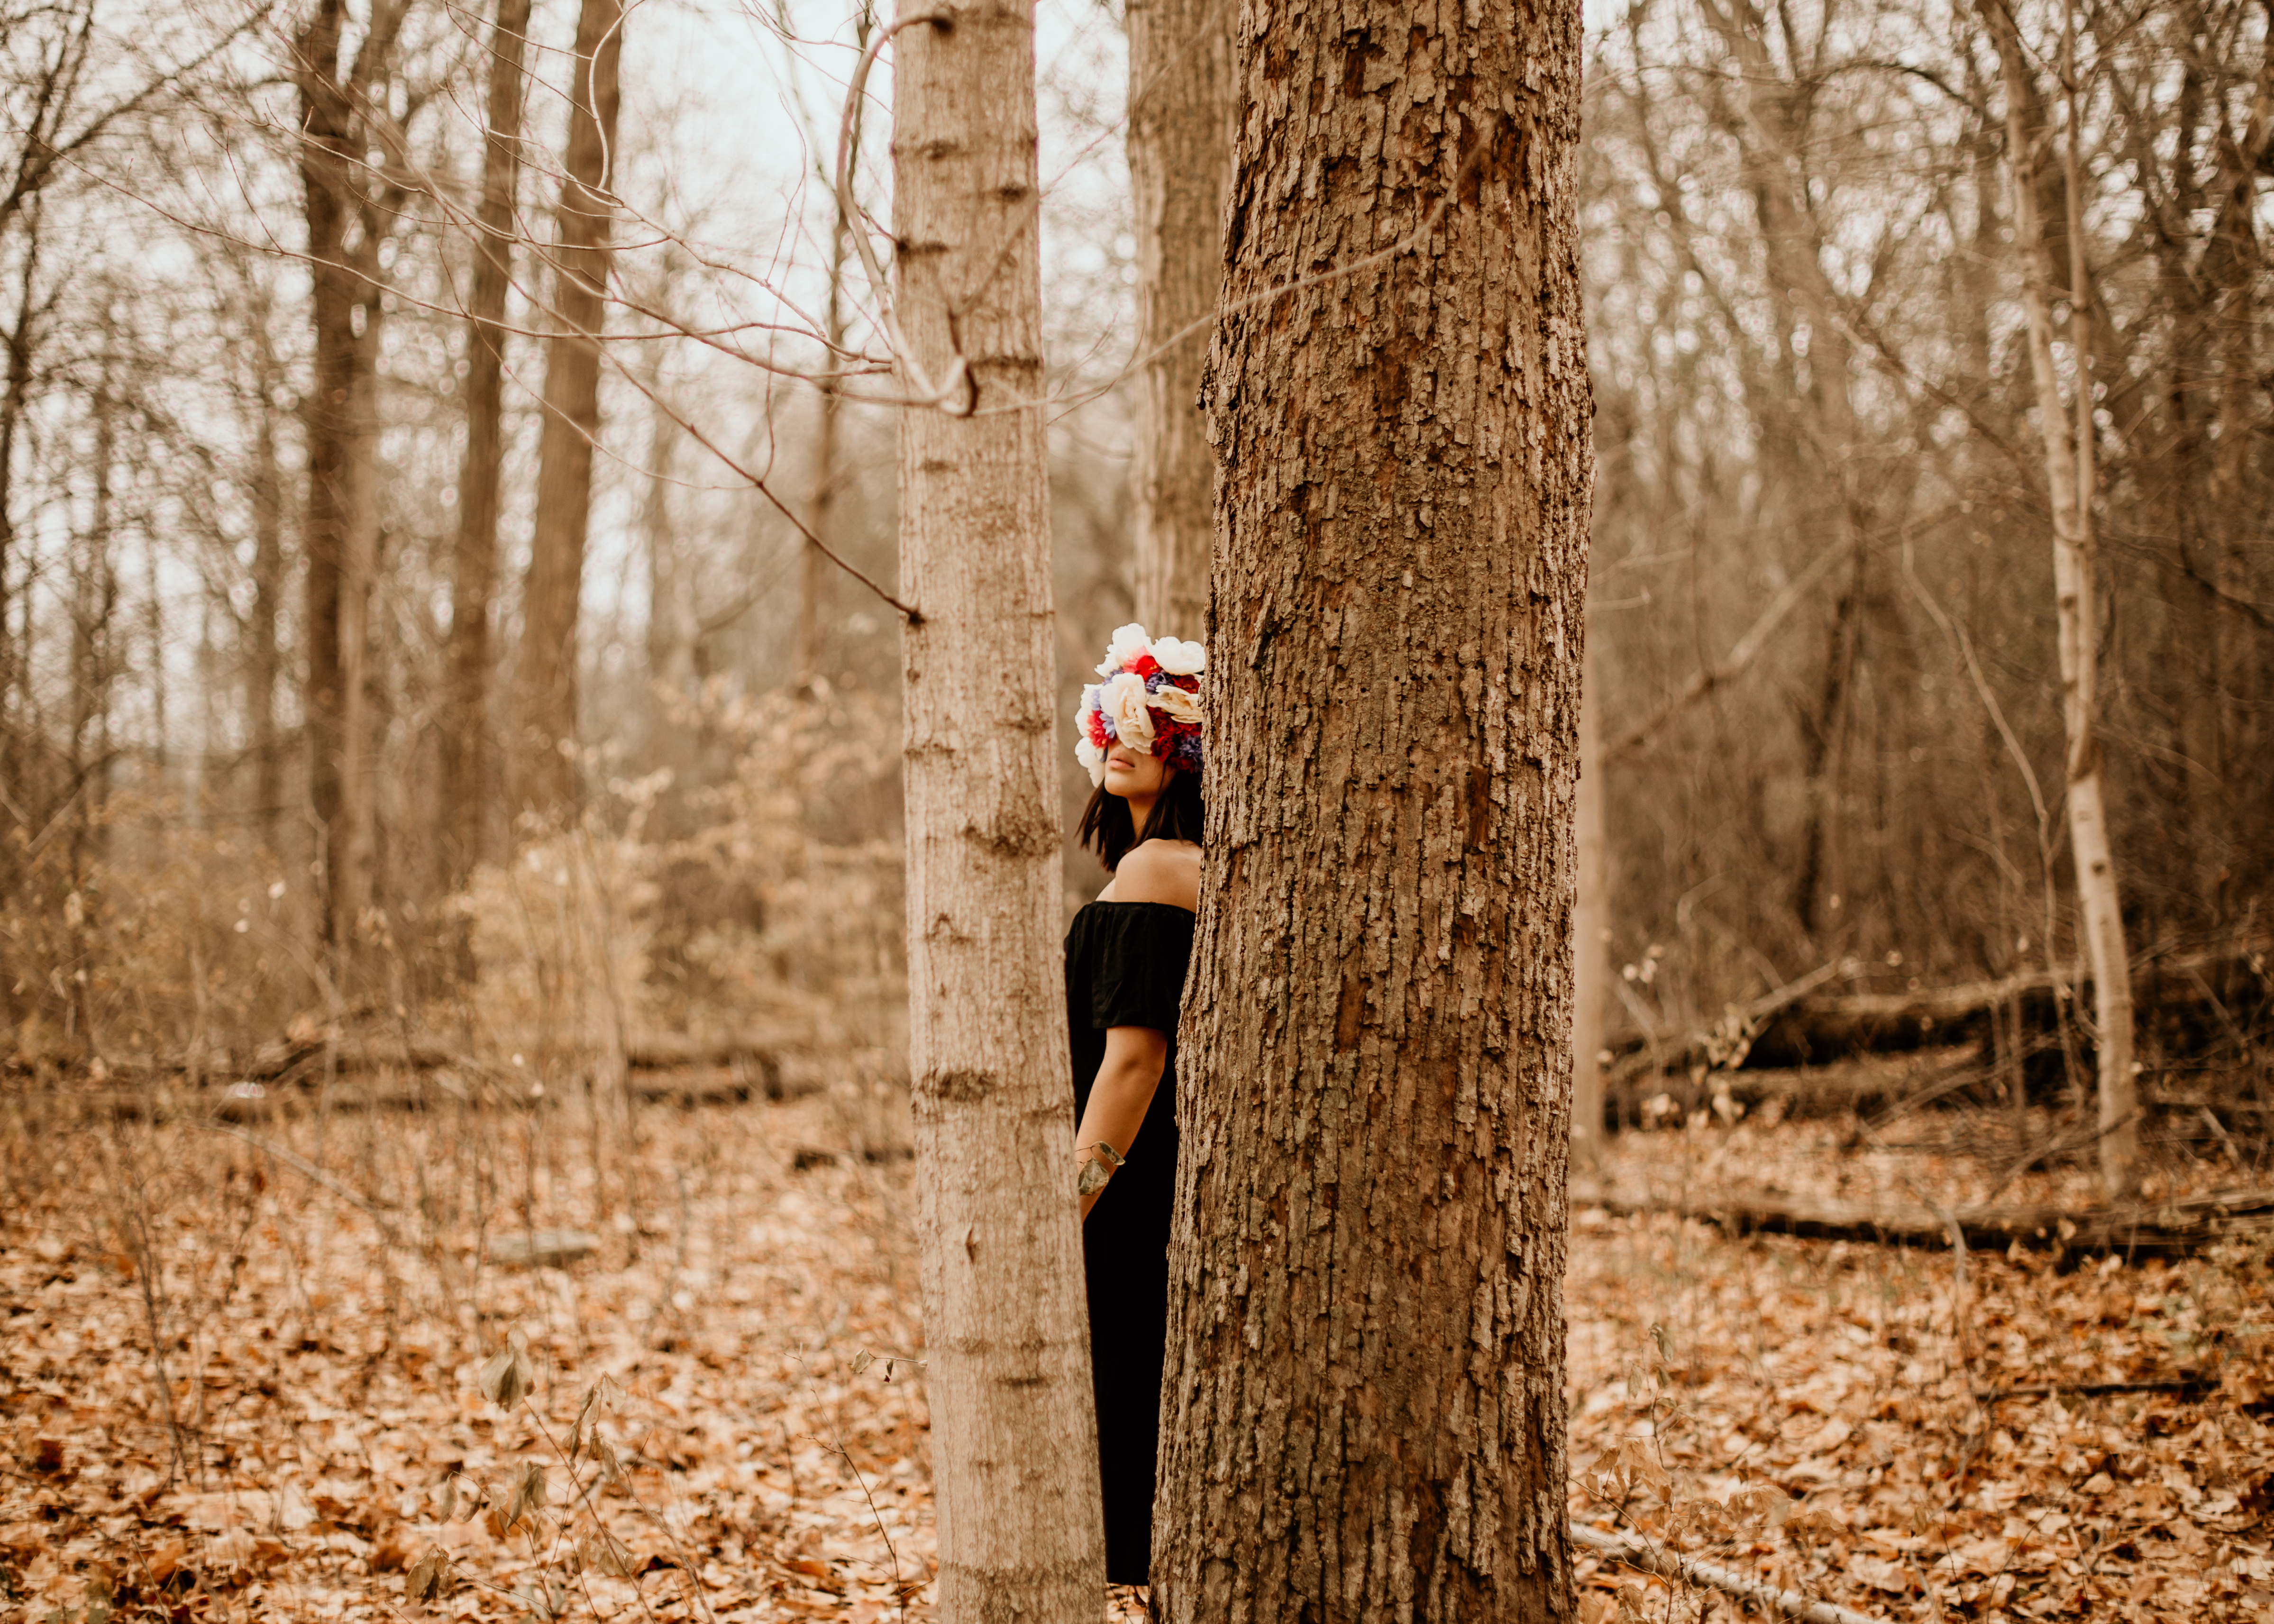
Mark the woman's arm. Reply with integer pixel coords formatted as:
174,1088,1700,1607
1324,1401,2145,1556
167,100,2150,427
1074,1024,1168,1221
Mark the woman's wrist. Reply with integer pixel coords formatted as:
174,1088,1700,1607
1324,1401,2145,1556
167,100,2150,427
1076,1140,1126,1198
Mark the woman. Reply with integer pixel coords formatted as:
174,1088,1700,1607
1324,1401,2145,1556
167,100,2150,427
1064,623,1204,1590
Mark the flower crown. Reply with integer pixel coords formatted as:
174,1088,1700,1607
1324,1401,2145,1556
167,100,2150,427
1075,623,1205,786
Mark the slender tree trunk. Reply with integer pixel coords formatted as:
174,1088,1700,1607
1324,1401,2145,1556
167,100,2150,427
1571,649,1607,1161
1153,2,1591,1616
1125,0,1230,634
800,217,850,691
295,0,380,947
1986,0,2138,1199
443,0,531,892
801,11,868,693
248,370,285,853
891,0,1105,1616
1792,555,1860,936
513,0,624,818
2195,44,2274,914
69,374,119,1042
641,383,697,745
0,207,41,897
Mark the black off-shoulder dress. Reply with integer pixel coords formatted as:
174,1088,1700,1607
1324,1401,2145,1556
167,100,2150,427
1063,898,1194,1587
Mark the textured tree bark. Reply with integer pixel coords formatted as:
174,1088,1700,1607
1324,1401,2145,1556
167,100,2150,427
1985,0,2137,1200
513,0,623,817
891,2,1105,1620
1153,0,1592,1613
442,0,531,893
1125,0,1231,634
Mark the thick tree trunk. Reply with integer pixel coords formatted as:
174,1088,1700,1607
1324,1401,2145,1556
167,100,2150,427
513,0,623,817
1985,0,2138,1200
891,1,1105,1618
1125,0,1230,634
442,0,531,890
295,0,381,947
1153,0,1591,1616
1571,651,1607,1159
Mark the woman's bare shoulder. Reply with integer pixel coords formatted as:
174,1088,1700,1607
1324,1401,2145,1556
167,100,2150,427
1110,839,1201,912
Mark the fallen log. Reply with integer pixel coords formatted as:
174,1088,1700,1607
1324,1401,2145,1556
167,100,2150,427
13,1061,815,1123
1572,1182,2274,1259
1605,939,2271,1086
1606,1046,1983,1126
5,1028,798,1086
1608,961,1854,1086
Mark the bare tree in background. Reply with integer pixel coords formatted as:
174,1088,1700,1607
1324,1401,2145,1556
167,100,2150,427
1125,0,1230,634
292,0,412,947
1153,0,1592,1612
1571,657,1607,1160
1983,0,2138,1198
889,0,1106,1615
441,0,532,901
513,0,625,817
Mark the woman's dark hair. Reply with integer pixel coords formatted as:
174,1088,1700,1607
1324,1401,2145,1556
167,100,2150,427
1078,764,1204,870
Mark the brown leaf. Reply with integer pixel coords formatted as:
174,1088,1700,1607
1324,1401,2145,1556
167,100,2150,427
405,1546,451,1604
477,1330,535,1409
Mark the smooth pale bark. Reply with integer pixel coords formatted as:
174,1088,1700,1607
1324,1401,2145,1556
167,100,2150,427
1152,0,1592,1614
1986,0,2138,1200
1571,654,1607,1162
891,2,1105,1620
513,0,624,816
294,0,384,945
443,0,531,889
1125,0,1231,634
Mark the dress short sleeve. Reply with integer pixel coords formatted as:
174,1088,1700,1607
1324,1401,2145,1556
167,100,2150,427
1085,903,1195,1032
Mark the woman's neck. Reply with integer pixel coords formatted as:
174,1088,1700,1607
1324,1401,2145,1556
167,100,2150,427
1123,793,1156,834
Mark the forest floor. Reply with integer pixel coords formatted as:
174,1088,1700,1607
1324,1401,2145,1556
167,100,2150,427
2,1073,2270,1624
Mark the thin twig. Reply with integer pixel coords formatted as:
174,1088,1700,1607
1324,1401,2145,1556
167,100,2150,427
1571,1523,1886,1624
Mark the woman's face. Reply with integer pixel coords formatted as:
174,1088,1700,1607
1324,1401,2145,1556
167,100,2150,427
1104,743,1170,800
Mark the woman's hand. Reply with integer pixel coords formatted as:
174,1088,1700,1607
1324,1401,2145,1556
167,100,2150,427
1074,1024,1168,1221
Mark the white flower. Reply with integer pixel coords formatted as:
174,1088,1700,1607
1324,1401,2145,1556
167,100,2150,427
1151,635,1206,676
1100,671,1157,751
1096,623,1151,678
1150,684,1203,725
1077,738,1106,785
